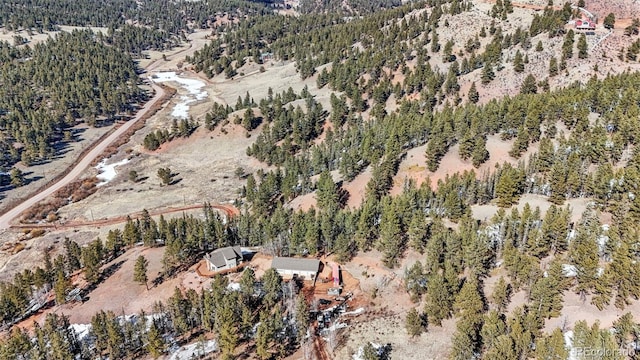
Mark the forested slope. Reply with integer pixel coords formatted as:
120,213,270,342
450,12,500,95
184,0,640,358
1,0,640,359
0,30,143,168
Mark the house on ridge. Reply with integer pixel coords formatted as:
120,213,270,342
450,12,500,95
204,246,243,272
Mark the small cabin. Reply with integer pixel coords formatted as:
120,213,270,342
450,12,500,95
575,19,596,31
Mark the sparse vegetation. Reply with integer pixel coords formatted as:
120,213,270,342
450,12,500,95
2,0,640,359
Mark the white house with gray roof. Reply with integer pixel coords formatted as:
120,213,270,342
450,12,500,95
271,257,321,281
204,246,243,272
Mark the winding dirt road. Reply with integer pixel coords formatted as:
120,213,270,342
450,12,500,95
0,83,167,231
0,29,218,231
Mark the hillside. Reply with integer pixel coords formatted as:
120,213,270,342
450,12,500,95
0,0,640,359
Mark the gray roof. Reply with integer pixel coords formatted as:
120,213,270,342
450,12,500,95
205,246,242,268
271,257,320,273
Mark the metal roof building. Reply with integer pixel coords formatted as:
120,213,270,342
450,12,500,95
271,257,321,281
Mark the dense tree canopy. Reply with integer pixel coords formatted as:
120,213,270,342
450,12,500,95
0,30,143,169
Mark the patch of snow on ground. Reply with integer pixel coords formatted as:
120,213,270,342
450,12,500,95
151,72,208,119
563,264,578,277
71,324,91,341
564,330,578,360
326,322,347,331
341,307,365,316
352,342,383,360
95,158,130,186
169,339,217,360
227,282,241,291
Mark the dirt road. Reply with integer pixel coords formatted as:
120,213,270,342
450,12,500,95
0,83,167,231
9,203,239,230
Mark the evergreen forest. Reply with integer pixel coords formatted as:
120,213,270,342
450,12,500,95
1,0,640,359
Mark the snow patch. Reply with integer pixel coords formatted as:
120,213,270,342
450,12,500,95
353,342,384,360
151,72,208,119
341,307,365,316
95,158,129,186
326,322,347,331
71,324,91,341
596,236,609,253
564,330,578,360
562,264,578,277
169,339,217,360
227,282,241,291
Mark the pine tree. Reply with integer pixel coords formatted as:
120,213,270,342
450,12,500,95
146,321,165,358
529,260,567,318
295,294,310,341
535,328,568,360
262,268,282,307
4,327,32,359
549,162,567,204
513,50,524,73
242,108,255,131
9,168,24,187
256,311,275,360
133,255,149,290
468,82,479,104
105,311,125,358
431,30,440,53
53,269,68,305
572,320,620,359
216,296,240,359
569,220,600,297
471,136,489,167
157,167,172,186
128,170,138,183
612,312,635,347
480,310,507,349
577,33,588,59
562,30,575,59
82,242,102,285
490,277,511,312
507,307,535,359
459,132,475,160
520,74,538,94
407,214,428,253
424,272,452,326
362,343,379,360
316,170,339,210
604,13,616,30
378,199,405,268
405,308,425,337
484,334,516,360
63,238,82,273
405,261,427,302
607,234,640,309
495,164,524,207
453,275,485,331
239,267,256,303
481,62,495,85
449,322,477,360
549,57,559,77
